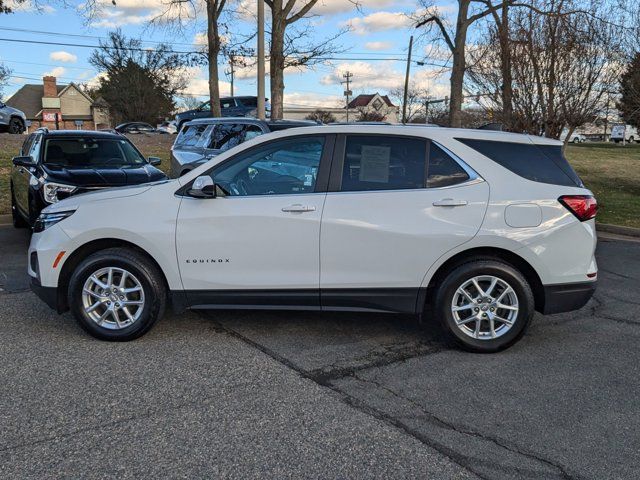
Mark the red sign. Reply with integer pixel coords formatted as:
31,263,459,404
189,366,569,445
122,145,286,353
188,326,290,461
42,112,62,122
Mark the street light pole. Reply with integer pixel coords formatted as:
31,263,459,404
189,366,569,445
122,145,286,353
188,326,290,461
257,0,266,120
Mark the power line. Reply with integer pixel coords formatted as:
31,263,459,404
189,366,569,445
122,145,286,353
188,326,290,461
0,37,408,62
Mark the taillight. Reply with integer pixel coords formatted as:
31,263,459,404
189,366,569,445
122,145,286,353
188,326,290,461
558,195,597,221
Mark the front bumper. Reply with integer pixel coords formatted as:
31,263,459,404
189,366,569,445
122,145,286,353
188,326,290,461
30,276,60,312
543,281,596,314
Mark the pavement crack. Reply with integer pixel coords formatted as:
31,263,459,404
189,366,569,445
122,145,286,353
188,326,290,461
203,316,486,479
350,373,577,480
308,341,445,383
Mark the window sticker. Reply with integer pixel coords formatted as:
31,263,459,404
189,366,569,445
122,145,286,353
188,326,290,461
359,145,390,183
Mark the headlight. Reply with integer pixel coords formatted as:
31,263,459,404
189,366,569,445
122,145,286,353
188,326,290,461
43,181,77,204
33,210,75,233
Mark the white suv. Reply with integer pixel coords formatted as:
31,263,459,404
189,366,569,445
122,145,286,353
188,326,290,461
28,125,597,352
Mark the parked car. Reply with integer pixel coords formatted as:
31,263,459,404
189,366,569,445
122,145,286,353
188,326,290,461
10,129,166,228
157,121,177,135
0,101,27,134
175,96,271,131
170,117,316,178
610,124,638,143
560,129,587,143
28,125,597,352
115,122,157,134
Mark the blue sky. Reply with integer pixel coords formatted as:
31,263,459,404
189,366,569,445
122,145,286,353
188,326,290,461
0,0,457,108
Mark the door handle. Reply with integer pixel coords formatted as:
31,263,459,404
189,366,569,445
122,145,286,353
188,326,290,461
433,198,468,207
281,204,316,213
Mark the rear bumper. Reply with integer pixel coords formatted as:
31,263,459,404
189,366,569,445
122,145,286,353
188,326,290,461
543,281,596,314
30,276,60,312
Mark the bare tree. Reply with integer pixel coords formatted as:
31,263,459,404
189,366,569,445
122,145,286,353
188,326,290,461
0,62,10,98
468,0,624,144
86,0,228,117
413,0,595,128
388,85,431,123
355,108,386,122
264,0,346,119
305,109,337,123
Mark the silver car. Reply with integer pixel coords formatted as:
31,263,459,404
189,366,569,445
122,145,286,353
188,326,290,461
0,102,26,134
170,117,316,178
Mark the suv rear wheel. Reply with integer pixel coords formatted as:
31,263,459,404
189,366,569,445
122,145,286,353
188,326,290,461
8,117,24,134
433,259,534,352
68,248,166,341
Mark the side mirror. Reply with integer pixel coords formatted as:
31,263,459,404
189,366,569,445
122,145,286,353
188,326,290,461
12,156,36,168
148,156,162,166
188,175,216,198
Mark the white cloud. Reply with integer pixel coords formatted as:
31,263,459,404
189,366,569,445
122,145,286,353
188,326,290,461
345,11,411,35
5,0,55,13
43,66,66,78
86,0,201,28
179,66,231,97
364,41,395,51
283,92,343,109
49,51,78,63
320,61,404,90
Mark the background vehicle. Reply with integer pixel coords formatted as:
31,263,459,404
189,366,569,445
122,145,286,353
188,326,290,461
10,129,166,228
560,129,587,143
175,96,271,131
610,124,638,143
0,101,27,134
29,125,597,352
114,122,157,134
170,117,316,177
157,121,177,135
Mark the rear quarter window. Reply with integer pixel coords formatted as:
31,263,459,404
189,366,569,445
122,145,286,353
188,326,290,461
455,138,583,187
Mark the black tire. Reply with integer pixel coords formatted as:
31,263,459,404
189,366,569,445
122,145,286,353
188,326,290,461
10,184,28,229
68,247,166,341
8,117,24,134
629,136,635,144
433,259,534,353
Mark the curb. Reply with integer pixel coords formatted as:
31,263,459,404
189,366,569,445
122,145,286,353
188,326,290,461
597,223,640,238
0,214,11,225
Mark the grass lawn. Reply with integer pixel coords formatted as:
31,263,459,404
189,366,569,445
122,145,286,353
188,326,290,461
565,143,640,228
1,133,639,228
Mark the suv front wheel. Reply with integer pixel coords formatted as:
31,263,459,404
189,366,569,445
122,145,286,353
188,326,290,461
434,259,534,352
68,248,166,341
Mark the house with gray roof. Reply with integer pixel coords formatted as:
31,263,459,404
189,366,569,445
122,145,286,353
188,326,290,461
5,76,110,131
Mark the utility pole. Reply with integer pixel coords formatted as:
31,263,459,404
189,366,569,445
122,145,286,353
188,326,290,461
225,53,235,97
342,71,353,122
257,0,266,120
402,35,413,124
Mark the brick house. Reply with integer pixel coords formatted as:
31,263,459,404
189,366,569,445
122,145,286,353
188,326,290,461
6,76,110,131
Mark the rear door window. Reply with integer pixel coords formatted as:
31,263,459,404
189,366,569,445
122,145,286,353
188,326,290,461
428,143,470,188
456,138,582,187
209,123,245,151
340,135,427,192
175,124,211,148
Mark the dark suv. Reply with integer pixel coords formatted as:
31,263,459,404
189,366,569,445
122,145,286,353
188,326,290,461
174,96,271,131
170,117,316,177
10,129,167,228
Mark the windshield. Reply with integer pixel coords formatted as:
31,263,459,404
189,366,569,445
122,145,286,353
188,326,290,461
43,138,147,168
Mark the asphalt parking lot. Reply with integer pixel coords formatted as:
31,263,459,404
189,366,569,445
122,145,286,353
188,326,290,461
1,222,639,479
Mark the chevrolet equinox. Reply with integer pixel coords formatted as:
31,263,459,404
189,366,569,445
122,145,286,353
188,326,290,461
28,125,597,352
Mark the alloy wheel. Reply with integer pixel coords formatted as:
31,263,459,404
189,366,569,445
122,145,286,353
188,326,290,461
451,275,519,340
81,267,145,330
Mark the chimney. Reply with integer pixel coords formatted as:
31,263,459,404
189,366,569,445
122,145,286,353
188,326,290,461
43,76,57,98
